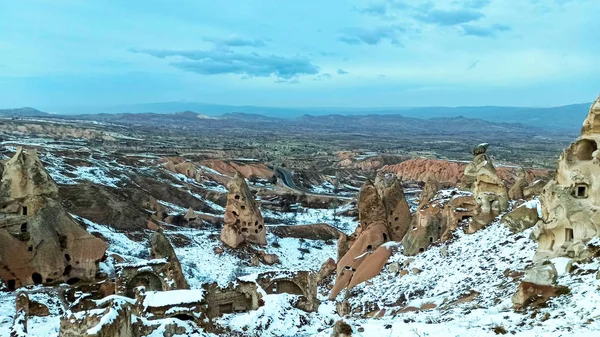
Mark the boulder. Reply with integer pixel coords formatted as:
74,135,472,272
502,205,540,233
331,320,353,337
318,258,337,282
512,282,569,310
523,263,558,286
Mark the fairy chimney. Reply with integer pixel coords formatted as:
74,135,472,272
150,230,189,290
534,96,600,260
221,172,266,248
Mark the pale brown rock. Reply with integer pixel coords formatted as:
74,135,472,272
403,193,477,255
150,230,189,290
535,95,600,260
331,320,353,337
0,147,108,289
318,258,337,282
502,205,539,233
374,174,412,241
221,172,266,248
508,168,529,200
347,245,393,289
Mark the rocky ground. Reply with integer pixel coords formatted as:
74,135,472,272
0,115,594,336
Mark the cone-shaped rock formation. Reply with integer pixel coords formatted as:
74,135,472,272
221,172,266,248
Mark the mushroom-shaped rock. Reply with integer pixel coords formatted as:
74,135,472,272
0,147,108,289
221,172,266,248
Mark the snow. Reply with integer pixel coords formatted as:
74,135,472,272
143,289,205,308
520,198,543,218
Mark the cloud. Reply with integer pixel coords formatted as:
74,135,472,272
415,8,484,26
461,23,510,37
313,73,332,81
337,69,349,75
360,2,388,16
203,35,268,48
453,0,491,9
338,25,404,46
135,49,320,80
467,59,480,70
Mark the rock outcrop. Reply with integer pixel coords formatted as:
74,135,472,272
512,262,569,310
459,144,509,232
221,172,266,248
502,203,540,233
508,167,529,200
381,158,548,187
330,177,411,298
0,147,108,289
403,190,478,255
149,230,189,290
534,96,600,260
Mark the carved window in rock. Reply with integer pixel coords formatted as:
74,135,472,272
573,184,588,199
22,206,28,216
565,228,574,242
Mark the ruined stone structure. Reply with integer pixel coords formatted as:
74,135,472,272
115,259,184,298
534,96,600,260
0,147,108,289
203,281,262,318
402,190,477,256
149,230,189,290
255,271,319,312
60,296,136,337
221,172,266,248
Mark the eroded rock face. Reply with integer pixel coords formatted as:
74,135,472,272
330,177,411,299
534,96,600,260
150,230,189,290
221,173,266,248
374,174,412,241
403,191,477,255
0,147,108,290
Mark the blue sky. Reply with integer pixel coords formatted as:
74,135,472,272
1,0,599,111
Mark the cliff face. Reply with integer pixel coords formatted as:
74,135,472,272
380,158,549,186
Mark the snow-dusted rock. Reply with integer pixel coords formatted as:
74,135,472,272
502,204,540,233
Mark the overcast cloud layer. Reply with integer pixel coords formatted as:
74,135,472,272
1,0,599,110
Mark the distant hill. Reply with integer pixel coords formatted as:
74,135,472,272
66,101,591,131
0,107,49,117
4,101,593,131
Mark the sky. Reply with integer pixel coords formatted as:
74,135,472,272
1,0,599,111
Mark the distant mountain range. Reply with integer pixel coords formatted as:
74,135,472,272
0,101,592,131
